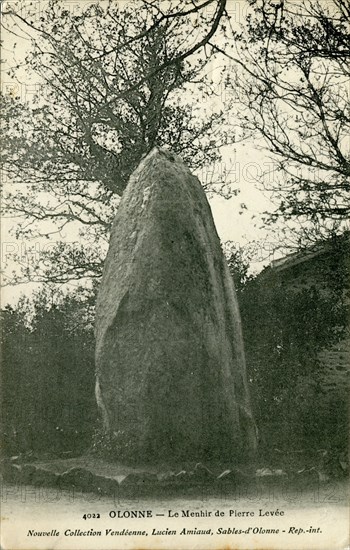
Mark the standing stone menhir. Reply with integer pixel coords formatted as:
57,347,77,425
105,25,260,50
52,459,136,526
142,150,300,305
95,147,257,464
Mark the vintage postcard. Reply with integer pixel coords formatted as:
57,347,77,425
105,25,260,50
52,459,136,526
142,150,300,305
1,0,349,549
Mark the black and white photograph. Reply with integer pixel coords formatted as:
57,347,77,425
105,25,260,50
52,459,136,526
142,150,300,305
0,1,349,548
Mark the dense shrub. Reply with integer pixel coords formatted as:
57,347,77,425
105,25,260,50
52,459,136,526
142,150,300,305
0,290,97,457
238,235,349,462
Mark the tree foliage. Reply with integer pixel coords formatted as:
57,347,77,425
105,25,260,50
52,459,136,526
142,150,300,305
239,233,350,460
0,287,96,457
223,0,350,241
3,0,349,286
224,240,255,293
1,0,229,284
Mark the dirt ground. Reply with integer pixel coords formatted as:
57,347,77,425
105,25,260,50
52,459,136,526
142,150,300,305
1,478,349,550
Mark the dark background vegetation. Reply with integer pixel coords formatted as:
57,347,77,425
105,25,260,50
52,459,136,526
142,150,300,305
237,234,349,474
0,289,97,458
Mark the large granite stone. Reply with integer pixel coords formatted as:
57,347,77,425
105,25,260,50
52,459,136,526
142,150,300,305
95,148,256,463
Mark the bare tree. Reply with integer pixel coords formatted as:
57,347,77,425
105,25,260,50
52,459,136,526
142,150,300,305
219,0,350,244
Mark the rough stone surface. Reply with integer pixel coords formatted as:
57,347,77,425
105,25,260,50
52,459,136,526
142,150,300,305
60,467,94,490
95,147,257,463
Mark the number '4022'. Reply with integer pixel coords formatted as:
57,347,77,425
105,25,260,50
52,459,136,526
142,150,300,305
83,513,100,520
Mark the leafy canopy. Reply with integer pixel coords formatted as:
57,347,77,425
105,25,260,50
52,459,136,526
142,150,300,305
1,0,230,284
